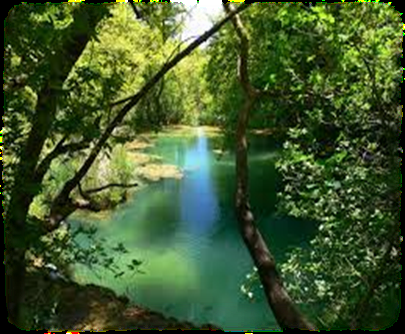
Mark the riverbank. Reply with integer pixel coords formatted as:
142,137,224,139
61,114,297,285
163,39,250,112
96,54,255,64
70,126,226,222
27,127,226,330
23,270,222,330
50,125,277,330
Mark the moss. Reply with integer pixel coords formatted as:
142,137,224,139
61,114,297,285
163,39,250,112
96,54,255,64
155,125,222,138
125,139,154,151
127,152,161,165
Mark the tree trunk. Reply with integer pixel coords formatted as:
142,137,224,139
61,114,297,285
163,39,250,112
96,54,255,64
224,3,317,330
5,5,110,326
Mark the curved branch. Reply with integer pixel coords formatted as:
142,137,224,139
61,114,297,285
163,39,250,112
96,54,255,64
46,182,137,231
77,182,90,201
72,194,128,212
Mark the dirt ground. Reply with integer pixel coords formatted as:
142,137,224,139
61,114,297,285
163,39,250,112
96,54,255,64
22,271,222,331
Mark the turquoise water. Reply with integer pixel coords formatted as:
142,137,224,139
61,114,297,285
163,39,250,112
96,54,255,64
70,128,317,331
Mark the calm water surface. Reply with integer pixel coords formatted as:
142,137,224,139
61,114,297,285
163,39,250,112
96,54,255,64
70,128,316,331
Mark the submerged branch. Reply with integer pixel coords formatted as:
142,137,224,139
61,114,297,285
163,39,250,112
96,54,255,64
83,182,138,195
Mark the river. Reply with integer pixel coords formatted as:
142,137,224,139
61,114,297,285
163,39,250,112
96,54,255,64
69,127,317,331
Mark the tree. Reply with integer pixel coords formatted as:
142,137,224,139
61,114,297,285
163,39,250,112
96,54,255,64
205,2,401,329
5,4,110,325
224,3,316,330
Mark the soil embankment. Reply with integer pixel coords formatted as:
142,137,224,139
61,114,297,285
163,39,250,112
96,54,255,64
23,271,222,330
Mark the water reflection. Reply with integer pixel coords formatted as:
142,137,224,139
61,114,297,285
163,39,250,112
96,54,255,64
180,131,219,236
71,128,317,331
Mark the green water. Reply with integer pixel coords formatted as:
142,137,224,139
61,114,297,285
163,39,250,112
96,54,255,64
70,127,317,331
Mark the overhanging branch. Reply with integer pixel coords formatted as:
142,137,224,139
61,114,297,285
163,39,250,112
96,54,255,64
111,2,252,108
49,2,252,229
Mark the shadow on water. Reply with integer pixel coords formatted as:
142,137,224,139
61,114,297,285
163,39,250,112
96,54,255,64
70,127,319,331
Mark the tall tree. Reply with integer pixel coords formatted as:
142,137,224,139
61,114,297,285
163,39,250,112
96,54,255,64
5,4,110,325
223,3,316,330
206,2,401,328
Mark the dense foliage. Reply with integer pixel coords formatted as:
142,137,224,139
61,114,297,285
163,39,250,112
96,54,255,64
276,4,402,329
4,3,199,327
5,2,206,221
5,2,401,330
205,3,401,329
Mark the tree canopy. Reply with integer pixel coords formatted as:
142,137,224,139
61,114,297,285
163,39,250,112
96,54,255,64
204,2,401,329
4,2,401,330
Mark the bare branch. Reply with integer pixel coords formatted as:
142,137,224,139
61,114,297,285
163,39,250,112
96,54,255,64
111,3,252,108
77,182,90,201
46,182,137,230
110,95,133,108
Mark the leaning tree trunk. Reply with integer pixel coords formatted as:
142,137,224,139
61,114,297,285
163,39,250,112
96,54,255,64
5,4,110,326
224,3,317,330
